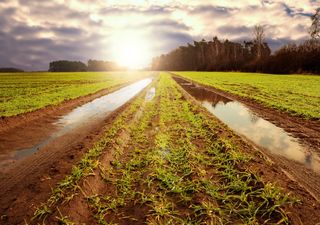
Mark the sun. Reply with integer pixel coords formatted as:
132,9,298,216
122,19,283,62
112,33,152,69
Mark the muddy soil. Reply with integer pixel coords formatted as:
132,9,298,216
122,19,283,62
1,74,320,225
171,73,320,150
172,74,320,203
0,81,134,161
43,86,156,225
0,80,151,224
0,82,134,133
175,81,320,225
28,75,320,225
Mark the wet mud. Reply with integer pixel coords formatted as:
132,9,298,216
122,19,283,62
0,78,154,224
173,76,320,202
0,78,152,168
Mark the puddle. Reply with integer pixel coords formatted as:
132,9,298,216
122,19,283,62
145,87,156,101
0,78,153,167
175,77,320,173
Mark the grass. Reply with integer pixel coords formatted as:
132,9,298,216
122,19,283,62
31,76,153,223
174,71,320,120
0,71,150,117
30,72,296,224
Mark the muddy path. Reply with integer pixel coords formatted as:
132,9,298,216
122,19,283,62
0,80,136,160
0,81,134,133
170,73,320,151
0,78,152,169
172,74,320,203
0,77,155,224
27,74,320,225
42,83,158,225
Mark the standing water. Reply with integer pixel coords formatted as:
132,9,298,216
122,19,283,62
174,77,320,173
0,78,153,167
145,87,156,101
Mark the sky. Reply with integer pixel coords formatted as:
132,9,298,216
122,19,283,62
0,0,319,70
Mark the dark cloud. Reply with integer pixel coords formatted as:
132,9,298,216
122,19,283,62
51,27,84,36
1,6,16,15
282,3,313,17
10,25,44,36
0,21,108,70
151,31,194,53
217,25,251,36
147,20,190,31
0,7,15,28
191,5,235,16
282,3,295,16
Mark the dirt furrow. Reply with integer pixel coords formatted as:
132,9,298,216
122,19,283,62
0,80,154,225
171,73,320,150
2,74,320,225
44,85,159,224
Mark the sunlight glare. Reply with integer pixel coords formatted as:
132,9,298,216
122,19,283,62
112,32,152,69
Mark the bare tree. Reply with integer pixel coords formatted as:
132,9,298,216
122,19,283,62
253,25,265,59
310,8,320,40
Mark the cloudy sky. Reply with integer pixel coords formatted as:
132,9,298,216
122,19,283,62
0,0,318,70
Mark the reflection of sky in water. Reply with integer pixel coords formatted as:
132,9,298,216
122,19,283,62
169,78,320,174
58,78,153,126
0,78,152,168
145,87,156,101
202,100,320,173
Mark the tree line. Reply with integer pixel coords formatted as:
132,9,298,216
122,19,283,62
151,37,320,74
0,68,24,73
152,36,271,72
48,60,125,72
152,8,320,74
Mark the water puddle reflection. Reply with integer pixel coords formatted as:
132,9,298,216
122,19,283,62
0,78,153,167
145,87,156,101
175,77,320,173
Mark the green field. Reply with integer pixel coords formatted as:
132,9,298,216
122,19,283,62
0,72,149,117
1,72,318,224
30,73,296,224
175,72,320,120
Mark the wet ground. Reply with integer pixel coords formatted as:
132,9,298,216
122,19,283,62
175,78,320,173
0,78,156,225
174,76,320,202
0,78,152,168
1,75,320,225
145,87,156,101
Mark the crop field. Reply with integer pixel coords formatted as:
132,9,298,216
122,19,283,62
0,72,319,225
0,71,149,117
174,72,320,120
27,73,305,224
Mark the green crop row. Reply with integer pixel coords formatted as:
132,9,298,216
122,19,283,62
29,73,295,224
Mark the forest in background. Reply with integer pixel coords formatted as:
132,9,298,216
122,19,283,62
151,37,320,74
152,8,320,74
48,60,125,72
